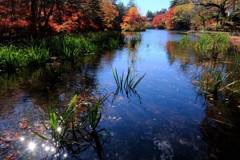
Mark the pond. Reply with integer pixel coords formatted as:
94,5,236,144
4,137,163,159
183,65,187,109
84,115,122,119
0,30,240,160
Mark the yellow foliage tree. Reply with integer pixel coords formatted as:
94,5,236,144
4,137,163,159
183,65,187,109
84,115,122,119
173,3,194,29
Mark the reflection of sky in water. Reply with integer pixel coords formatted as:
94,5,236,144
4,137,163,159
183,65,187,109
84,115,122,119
96,30,206,159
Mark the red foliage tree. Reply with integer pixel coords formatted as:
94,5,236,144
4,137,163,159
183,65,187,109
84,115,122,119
152,13,167,28
0,0,118,36
0,0,30,36
165,6,176,30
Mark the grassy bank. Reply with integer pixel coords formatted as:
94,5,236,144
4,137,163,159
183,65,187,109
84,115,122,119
0,32,124,72
186,31,240,51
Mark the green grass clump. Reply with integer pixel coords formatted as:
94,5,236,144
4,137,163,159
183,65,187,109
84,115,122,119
24,44,50,65
126,34,142,51
199,68,229,96
180,35,190,48
0,45,27,71
46,31,124,59
0,31,124,71
0,43,49,71
195,33,230,54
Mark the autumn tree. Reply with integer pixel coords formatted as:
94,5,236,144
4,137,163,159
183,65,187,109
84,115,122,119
152,13,167,28
173,3,194,30
196,0,240,29
0,0,121,36
100,0,119,29
165,6,176,30
0,0,30,36
120,7,145,31
114,2,128,30
169,0,191,8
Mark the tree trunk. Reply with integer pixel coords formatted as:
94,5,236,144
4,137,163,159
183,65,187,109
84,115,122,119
30,0,39,34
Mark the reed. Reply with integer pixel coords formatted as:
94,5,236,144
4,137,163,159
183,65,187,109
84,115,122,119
24,44,50,65
0,31,124,71
0,45,27,71
179,35,190,48
195,33,230,54
32,93,110,147
199,68,229,96
112,67,146,96
127,35,142,50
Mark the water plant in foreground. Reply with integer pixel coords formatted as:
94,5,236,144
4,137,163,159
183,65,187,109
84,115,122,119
17,65,145,159
29,93,110,159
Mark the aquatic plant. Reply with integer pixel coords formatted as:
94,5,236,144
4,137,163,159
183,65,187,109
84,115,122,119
126,34,142,51
179,35,190,48
112,67,146,97
0,32,124,72
0,45,27,71
31,93,110,159
199,68,229,96
195,33,230,55
24,45,50,65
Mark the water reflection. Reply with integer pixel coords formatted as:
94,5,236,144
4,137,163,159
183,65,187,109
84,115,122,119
0,30,240,159
166,39,240,159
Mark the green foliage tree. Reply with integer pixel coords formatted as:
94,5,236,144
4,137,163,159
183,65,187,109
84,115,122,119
146,10,155,18
127,0,136,8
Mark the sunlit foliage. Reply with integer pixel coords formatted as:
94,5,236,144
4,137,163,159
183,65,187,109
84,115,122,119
153,0,240,31
120,7,145,31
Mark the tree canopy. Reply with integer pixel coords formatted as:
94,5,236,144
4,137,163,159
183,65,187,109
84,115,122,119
153,0,240,31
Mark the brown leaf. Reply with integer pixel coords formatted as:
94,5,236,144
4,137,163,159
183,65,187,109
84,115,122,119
19,118,28,129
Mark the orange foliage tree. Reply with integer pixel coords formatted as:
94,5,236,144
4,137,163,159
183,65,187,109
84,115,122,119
120,7,145,31
100,0,119,29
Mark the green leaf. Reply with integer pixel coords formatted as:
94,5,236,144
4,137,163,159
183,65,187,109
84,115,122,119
32,130,48,140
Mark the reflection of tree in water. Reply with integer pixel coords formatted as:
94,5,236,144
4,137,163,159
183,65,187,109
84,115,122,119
165,40,240,159
124,32,142,77
165,41,197,74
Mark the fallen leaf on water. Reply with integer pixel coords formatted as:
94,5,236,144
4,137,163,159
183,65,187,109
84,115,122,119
0,140,10,149
1,131,13,142
19,118,28,129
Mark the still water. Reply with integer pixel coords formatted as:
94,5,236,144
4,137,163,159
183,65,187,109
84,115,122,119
0,30,239,160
